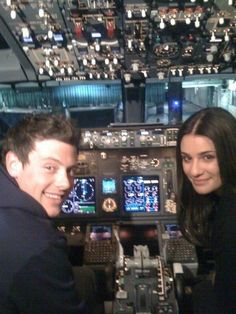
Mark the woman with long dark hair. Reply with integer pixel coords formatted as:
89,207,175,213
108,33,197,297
176,107,236,313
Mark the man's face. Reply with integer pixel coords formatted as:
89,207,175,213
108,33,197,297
7,139,78,217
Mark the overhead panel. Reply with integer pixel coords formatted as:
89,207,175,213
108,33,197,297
0,0,235,83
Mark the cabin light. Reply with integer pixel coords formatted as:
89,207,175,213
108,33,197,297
94,42,100,52
113,57,118,65
185,16,191,25
91,58,96,65
124,73,131,83
38,4,44,18
38,67,44,75
210,31,216,41
170,18,176,26
48,28,53,39
67,66,73,75
60,67,65,75
127,10,132,19
53,58,59,67
224,31,230,42
206,53,214,62
127,39,132,50
141,9,146,18
224,52,231,62
10,7,16,19
195,16,200,28
48,68,53,76
160,18,165,29
22,27,30,38
219,17,224,25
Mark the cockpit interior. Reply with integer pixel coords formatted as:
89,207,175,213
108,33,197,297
0,0,235,313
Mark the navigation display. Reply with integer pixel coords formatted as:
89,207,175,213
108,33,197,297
122,175,160,213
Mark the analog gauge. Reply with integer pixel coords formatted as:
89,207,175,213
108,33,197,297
61,200,75,214
102,198,117,212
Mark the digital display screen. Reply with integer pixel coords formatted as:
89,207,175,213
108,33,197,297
164,223,182,239
61,177,96,215
102,178,117,194
91,32,102,38
90,225,112,241
53,33,64,42
22,36,33,43
122,175,160,213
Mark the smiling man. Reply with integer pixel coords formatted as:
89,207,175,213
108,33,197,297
0,114,97,314
7,138,78,218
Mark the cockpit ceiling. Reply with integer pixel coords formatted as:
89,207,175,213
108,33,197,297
0,0,235,85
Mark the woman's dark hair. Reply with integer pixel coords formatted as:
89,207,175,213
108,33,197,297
176,107,236,246
1,113,80,167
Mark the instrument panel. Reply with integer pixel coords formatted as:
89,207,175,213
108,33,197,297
56,125,178,223
54,124,199,314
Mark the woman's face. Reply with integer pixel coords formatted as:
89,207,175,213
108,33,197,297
180,134,222,195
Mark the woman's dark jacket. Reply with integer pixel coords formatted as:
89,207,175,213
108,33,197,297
211,188,236,313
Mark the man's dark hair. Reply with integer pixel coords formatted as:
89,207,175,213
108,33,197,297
1,114,79,166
